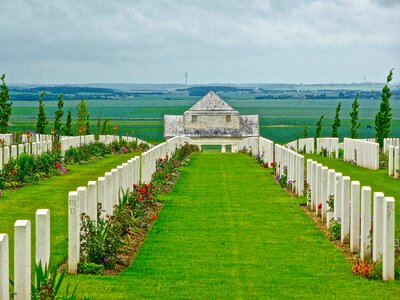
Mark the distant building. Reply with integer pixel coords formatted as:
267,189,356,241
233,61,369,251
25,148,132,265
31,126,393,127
164,91,259,151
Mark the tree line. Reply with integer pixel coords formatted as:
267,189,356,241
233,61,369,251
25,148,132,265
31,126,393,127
303,69,394,150
0,74,118,138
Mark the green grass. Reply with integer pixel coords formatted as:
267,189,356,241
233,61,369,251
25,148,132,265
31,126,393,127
64,153,400,298
0,152,137,276
305,154,400,237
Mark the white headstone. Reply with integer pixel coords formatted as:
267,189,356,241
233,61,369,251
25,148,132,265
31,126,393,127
97,177,106,219
14,220,31,299
341,176,351,243
0,234,9,300
321,167,328,220
350,181,360,253
77,187,87,217
111,169,119,208
35,209,50,268
87,181,97,224
373,192,384,261
360,187,372,261
104,172,113,216
334,173,342,220
382,197,395,281
68,191,80,274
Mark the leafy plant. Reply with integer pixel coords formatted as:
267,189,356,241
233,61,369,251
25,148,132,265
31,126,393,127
54,94,64,137
352,259,381,279
315,115,324,138
36,92,48,134
375,69,393,150
331,102,342,138
329,220,341,240
65,109,73,136
327,194,334,212
77,262,104,275
350,93,361,139
0,73,12,134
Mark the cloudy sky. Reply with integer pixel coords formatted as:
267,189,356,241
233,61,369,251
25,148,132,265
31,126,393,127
1,0,399,84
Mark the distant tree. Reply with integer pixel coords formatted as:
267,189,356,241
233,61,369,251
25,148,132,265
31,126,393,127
36,92,48,134
349,93,361,139
375,69,393,150
0,74,13,133
303,126,308,138
315,115,324,138
100,119,114,135
76,99,89,133
54,94,64,136
331,102,342,137
65,109,72,136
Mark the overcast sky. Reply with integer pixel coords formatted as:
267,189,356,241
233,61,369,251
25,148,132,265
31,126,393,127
1,0,399,84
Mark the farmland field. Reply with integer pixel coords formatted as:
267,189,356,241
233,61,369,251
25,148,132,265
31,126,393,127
9,95,400,143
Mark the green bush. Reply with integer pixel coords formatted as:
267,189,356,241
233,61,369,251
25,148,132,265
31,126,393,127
78,262,104,275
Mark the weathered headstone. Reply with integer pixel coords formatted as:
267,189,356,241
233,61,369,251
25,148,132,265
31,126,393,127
360,186,372,261
14,220,31,299
0,234,9,300
68,191,80,274
87,181,97,224
341,176,351,243
35,209,50,267
350,181,360,252
383,197,395,280
373,192,384,261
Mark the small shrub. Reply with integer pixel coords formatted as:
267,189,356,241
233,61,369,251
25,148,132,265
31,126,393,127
78,262,104,275
329,219,341,240
352,259,381,279
327,194,334,212
379,152,388,169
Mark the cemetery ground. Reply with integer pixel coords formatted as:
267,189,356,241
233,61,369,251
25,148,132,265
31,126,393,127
0,151,137,276
305,154,400,237
63,153,400,298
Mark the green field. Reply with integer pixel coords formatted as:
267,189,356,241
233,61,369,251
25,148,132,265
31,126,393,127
9,95,400,143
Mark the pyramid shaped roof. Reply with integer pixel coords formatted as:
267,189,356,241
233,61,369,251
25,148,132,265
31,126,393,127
188,91,235,112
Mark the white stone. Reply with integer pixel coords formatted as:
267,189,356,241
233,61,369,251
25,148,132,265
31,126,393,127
327,169,335,219
122,163,129,191
104,172,113,216
341,176,350,244
35,209,50,268
111,169,119,208
298,155,304,196
326,211,334,229
3,147,9,165
10,145,17,159
87,181,97,224
360,187,372,261
77,187,87,217
334,173,342,221
0,234,9,300
350,181,360,253
388,145,394,176
373,192,384,261
14,220,31,299
117,166,124,201
68,191,80,274
383,197,395,280
311,161,317,210
97,177,106,219
321,167,328,220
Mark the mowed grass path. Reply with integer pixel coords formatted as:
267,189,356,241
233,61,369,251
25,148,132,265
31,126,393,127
0,153,137,275
305,154,400,237
66,153,400,299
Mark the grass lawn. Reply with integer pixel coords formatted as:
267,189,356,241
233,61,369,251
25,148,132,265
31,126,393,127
64,153,400,299
0,152,137,276
305,154,400,237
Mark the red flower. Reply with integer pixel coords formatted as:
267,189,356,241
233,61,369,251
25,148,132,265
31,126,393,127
318,203,322,210
51,128,55,134
26,131,31,137
133,184,137,189
151,215,157,220
114,125,118,130
140,188,146,195
149,195,153,200
138,196,143,201
12,167,18,175
145,184,149,189
54,162,60,169
164,174,169,179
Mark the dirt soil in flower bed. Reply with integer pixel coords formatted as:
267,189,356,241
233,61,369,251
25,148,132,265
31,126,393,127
301,205,358,263
104,202,164,276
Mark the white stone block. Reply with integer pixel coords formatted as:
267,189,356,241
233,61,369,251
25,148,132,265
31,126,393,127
298,156,304,196
97,177,106,219
341,176,350,244
334,173,342,221
360,187,372,261
122,163,129,192
3,147,9,165
77,187,87,217
373,192,384,261
0,234,9,300
10,145,17,159
68,191,80,274
382,197,395,280
104,172,113,216
35,209,50,268
14,220,31,299
117,165,124,199
350,181,360,253
388,145,394,176
87,181,97,224
111,168,119,208
321,167,328,220
311,161,317,210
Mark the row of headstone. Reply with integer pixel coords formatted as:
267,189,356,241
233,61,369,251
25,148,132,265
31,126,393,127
316,138,339,158
343,138,379,170
0,140,53,171
388,146,400,178
384,138,400,153
0,134,13,147
60,135,95,154
68,156,141,274
237,137,260,155
99,135,153,148
306,158,395,280
259,137,274,167
274,144,304,196
0,209,51,300
68,136,193,274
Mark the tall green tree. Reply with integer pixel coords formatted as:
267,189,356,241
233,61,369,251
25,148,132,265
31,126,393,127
54,94,64,136
0,74,13,133
375,69,393,149
303,126,308,138
315,115,324,138
65,109,72,136
36,92,48,134
331,102,342,137
76,99,89,133
349,93,361,139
